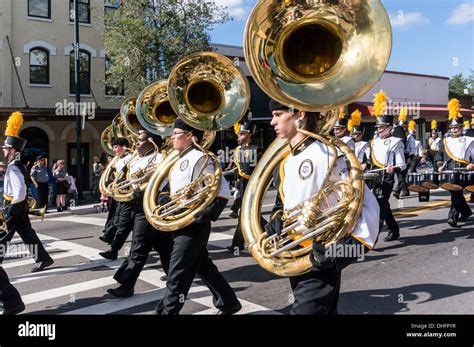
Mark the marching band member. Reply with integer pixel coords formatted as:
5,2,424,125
107,130,171,298
99,137,134,260
407,120,420,173
424,121,442,172
392,108,410,199
226,118,259,252
439,100,474,227
349,109,370,170
154,119,241,315
333,107,356,151
467,117,474,203
0,112,54,272
369,91,407,241
264,100,380,314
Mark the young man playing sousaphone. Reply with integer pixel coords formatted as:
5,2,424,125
264,100,380,314
154,119,241,315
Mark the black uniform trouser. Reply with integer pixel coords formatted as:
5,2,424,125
448,190,472,222
113,201,171,289
231,179,248,248
289,265,341,315
36,182,49,209
102,199,118,243
155,222,240,315
110,201,133,252
374,179,399,234
395,169,409,195
0,267,22,308
0,200,51,264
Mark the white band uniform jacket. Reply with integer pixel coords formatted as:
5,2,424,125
429,137,441,152
114,153,133,173
279,137,380,249
354,141,370,164
341,135,356,151
443,136,474,164
370,136,407,171
3,161,26,204
167,146,231,200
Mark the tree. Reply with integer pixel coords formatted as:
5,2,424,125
103,0,230,96
449,73,471,96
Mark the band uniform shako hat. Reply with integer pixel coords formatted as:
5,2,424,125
173,118,204,142
2,111,26,151
397,107,408,127
333,107,349,128
236,120,255,134
372,90,394,127
348,109,363,134
447,98,464,128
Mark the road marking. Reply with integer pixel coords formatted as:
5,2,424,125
10,259,121,285
22,277,117,305
2,250,76,270
13,232,274,315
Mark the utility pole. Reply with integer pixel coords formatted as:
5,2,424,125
73,0,83,203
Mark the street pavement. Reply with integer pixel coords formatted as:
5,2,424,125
2,188,474,315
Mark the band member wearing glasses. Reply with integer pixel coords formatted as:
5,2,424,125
107,130,171,298
264,100,380,315
154,119,241,315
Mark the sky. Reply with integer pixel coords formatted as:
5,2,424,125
208,0,474,79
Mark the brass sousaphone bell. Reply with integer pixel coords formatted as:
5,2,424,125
144,52,251,231
241,0,392,276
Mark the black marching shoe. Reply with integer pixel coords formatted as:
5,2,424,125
384,232,400,242
392,192,400,200
0,300,25,315
107,285,134,298
447,219,458,227
216,302,242,315
98,235,110,244
229,211,239,219
99,249,118,260
31,259,54,273
160,275,167,281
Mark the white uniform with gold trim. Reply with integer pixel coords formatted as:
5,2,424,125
429,137,441,152
443,136,474,164
114,153,133,173
354,141,370,164
128,152,162,176
169,147,231,199
280,139,380,249
4,162,26,204
370,137,407,170
341,135,356,151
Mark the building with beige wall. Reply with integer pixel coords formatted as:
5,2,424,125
0,0,123,190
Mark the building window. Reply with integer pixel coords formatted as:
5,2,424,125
28,0,51,19
69,0,90,24
105,56,124,96
70,50,91,94
30,48,49,84
104,0,121,16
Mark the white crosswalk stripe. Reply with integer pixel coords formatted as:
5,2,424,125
3,214,276,315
